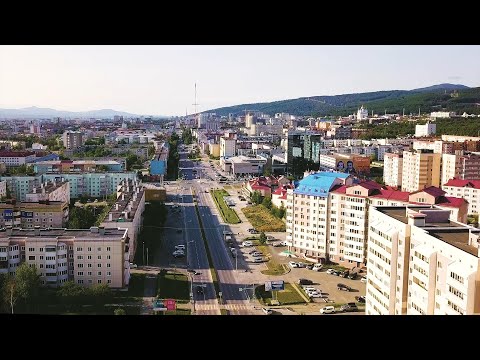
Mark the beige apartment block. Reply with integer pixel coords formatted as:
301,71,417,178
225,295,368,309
0,226,129,288
401,150,441,192
366,206,480,315
383,153,403,188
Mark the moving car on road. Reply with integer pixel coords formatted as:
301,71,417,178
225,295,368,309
262,307,273,315
297,278,313,285
337,283,352,291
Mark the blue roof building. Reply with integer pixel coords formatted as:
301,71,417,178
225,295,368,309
294,171,351,197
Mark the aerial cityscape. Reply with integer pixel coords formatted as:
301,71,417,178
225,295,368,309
0,45,479,315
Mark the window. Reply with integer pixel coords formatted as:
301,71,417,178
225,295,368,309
97,271,102,276
76,247,82,252
107,255,111,260
87,247,92,252
77,255,83,260
106,247,111,252
107,271,111,276
97,263,101,268
97,247,101,252
77,272,84,276
28,255,35,261
97,255,101,260
87,263,92,268
77,280,84,284
28,247,35,252
107,280,111,284
106,263,111,268
87,255,92,260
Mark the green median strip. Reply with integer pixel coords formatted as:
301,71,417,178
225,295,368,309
211,189,241,224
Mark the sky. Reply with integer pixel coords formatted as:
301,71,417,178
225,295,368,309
1,45,480,116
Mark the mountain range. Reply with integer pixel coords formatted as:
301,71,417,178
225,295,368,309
0,106,141,119
204,83,479,117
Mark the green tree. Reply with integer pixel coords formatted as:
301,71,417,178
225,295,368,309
15,263,41,308
250,191,262,205
68,207,97,229
126,153,141,171
262,196,272,210
3,276,18,314
57,280,85,307
3,263,41,313
259,232,267,245
114,308,126,315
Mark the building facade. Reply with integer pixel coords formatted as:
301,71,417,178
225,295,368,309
383,153,403,188
62,131,84,149
443,179,480,214
0,226,130,288
441,152,480,187
366,206,480,315
401,150,441,192
220,137,236,157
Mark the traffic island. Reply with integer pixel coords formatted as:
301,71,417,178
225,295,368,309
255,283,308,306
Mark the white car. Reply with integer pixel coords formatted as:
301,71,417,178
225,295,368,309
312,264,323,271
175,245,186,251
320,306,336,314
251,251,262,257
326,269,336,275
289,261,299,268
361,276,367,283
262,307,273,315
242,241,253,247
129,263,138,269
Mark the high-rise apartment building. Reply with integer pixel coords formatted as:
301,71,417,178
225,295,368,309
366,205,480,315
220,137,236,157
62,131,84,149
441,152,480,187
401,150,441,192
286,172,468,269
383,153,403,188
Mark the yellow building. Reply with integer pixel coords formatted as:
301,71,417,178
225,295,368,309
209,143,220,158
401,150,441,192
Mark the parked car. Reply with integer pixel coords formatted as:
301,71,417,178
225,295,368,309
312,264,323,271
340,303,358,312
348,272,358,280
355,296,366,303
326,269,336,275
289,261,299,268
309,292,326,298
360,276,367,283
279,241,288,246
251,251,262,257
172,251,185,258
262,307,273,315
340,270,350,278
296,262,307,268
242,241,253,247
252,257,264,263
320,306,336,314
196,286,204,295
337,283,352,291
305,264,314,270
302,286,317,292
297,278,313,285
175,245,186,251
129,263,138,269
272,242,283,247
266,235,275,241
176,229,183,233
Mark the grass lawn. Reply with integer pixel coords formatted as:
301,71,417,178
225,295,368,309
255,244,287,276
242,205,286,232
211,189,241,224
223,185,233,190
255,283,307,306
157,271,190,303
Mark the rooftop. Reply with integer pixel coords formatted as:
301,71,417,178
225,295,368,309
0,151,35,157
295,171,350,197
102,179,144,223
377,206,465,227
426,229,478,257
30,179,69,195
0,226,127,240
443,179,480,189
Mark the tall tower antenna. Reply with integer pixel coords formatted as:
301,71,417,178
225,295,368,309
193,83,199,117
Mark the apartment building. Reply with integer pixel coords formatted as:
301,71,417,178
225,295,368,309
401,150,441,192
415,122,436,137
25,179,70,204
0,201,69,228
220,137,236,157
441,152,480,187
100,179,145,262
383,153,403,188
33,160,125,174
0,172,137,201
0,226,130,288
286,172,468,269
443,179,480,214
366,206,480,315
0,151,36,167
62,131,84,149
0,180,6,198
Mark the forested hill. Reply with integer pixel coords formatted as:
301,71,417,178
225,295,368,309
206,84,480,117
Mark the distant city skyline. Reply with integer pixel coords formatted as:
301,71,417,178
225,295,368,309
1,45,479,116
